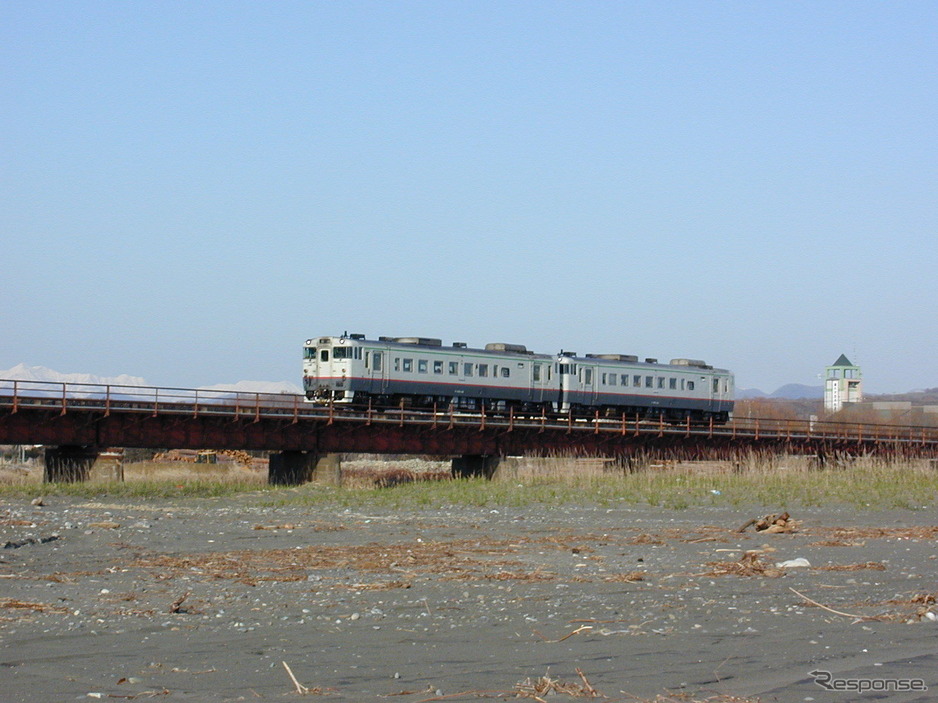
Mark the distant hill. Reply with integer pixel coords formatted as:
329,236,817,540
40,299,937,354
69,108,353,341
737,384,823,400
771,383,824,400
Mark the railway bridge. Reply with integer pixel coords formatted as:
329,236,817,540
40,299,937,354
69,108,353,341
2,380,938,484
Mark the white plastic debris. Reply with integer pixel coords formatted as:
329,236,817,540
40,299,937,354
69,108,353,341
776,558,811,568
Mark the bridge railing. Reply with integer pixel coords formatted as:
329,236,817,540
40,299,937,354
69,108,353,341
3,378,938,447
0,379,307,419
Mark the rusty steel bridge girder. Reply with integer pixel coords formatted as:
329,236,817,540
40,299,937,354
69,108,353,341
2,386,938,461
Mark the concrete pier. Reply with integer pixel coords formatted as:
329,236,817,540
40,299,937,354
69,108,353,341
268,451,342,486
44,445,100,483
451,454,500,479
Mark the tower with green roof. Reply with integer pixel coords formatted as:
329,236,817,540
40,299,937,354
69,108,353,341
824,354,862,412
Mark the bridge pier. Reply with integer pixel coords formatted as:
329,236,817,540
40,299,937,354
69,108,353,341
451,455,501,479
44,445,101,483
268,451,342,486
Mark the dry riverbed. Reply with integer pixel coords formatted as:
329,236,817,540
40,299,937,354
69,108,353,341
2,495,938,702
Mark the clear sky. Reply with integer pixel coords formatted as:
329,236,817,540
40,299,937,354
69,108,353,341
3,2,936,393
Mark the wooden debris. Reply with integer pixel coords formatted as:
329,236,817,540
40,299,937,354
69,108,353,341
705,551,783,578
253,524,298,531
168,591,190,614
514,669,604,699
533,625,594,643
281,660,334,695
737,512,795,534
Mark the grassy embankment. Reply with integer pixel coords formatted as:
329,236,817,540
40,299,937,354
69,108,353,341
1,455,937,509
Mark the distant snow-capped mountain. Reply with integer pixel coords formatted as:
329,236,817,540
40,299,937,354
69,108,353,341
0,363,148,387
198,380,303,395
0,364,302,395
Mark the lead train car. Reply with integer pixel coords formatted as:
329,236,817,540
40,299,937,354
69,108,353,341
303,334,734,423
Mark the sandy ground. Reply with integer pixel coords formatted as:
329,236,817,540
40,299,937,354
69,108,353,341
2,494,938,702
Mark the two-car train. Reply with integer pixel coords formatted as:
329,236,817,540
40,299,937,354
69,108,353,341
303,334,734,423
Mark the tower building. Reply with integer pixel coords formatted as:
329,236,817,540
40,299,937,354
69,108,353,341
824,354,862,412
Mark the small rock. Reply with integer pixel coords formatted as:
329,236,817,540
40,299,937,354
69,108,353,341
31,497,44,506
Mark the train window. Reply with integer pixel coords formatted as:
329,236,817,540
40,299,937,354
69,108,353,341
478,364,488,377
464,363,473,377
645,376,653,388
680,378,685,390
601,373,606,384
373,352,382,371
433,360,443,374
713,378,720,393
584,369,592,385
304,348,315,359
533,365,541,382
320,349,329,362
621,374,629,387
448,361,458,375
559,364,576,375
403,358,413,373
657,377,665,389
418,359,428,374
333,347,351,359
393,357,400,372
608,374,616,386
364,351,370,368
688,381,695,391
355,347,362,360
633,375,641,387
669,378,677,390
501,367,510,378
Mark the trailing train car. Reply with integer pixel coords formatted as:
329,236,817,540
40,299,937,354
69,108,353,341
303,334,734,422
557,352,733,422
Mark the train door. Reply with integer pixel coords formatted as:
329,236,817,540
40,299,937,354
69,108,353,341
367,348,388,395
557,358,577,412
530,361,550,405
580,365,597,406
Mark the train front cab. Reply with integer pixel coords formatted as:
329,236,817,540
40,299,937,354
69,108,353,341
303,336,365,402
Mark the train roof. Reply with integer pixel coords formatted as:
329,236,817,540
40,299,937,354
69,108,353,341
306,335,731,372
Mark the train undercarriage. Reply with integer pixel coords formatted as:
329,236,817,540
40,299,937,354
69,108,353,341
307,388,730,425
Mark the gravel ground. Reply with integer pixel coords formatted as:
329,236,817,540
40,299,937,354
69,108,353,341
2,494,938,702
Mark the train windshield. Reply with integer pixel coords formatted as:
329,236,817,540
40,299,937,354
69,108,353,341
333,347,353,359
558,363,576,375
303,347,316,359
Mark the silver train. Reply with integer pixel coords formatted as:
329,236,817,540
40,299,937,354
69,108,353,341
303,334,734,423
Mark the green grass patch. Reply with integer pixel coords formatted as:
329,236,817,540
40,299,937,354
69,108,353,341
257,464,938,511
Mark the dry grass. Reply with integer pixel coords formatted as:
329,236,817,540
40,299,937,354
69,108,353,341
816,561,886,572
5,452,938,510
132,537,528,586
704,551,783,578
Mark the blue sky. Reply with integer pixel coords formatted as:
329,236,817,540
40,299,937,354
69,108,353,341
3,2,936,393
